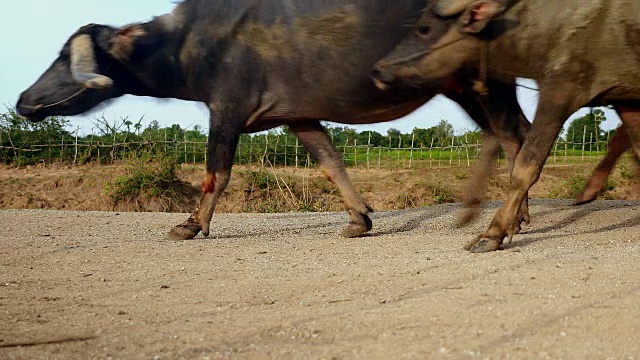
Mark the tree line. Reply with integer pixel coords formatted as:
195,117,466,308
0,109,614,166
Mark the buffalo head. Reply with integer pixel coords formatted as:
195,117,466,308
16,23,167,122
372,0,510,89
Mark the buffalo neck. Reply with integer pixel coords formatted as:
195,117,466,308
120,18,192,101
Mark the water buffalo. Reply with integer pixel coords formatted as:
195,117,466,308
373,0,640,252
17,0,531,240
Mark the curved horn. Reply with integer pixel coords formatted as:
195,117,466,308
70,34,114,89
434,0,475,17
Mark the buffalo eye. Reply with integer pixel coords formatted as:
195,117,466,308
416,25,431,37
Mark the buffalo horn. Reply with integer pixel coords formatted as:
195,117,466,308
70,34,114,89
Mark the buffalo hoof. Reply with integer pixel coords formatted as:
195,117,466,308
167,219,202,240
340,213,373,238
470,238,502,253
457,206,481,227
574,190,598,206
464,237,502,253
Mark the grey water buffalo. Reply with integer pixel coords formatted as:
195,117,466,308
373,0,640,252
16,0,532,240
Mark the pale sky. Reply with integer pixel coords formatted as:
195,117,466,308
1,1,621,135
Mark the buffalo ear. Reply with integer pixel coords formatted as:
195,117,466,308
459,0,507,33
109,24,146,61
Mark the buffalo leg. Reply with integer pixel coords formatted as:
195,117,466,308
168,108,244,240
575,124,632,204
614,104,640,180
457,132,501,225
449,80,531,228
481,81,532,232
289,121,372,238
466,85,573,252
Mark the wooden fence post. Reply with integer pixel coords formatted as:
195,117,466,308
354,138,359,168
582,125,587,161
388,136,392,167
367,132,371,170
343,138,349,166
449,137,454,166
273,135,280,167
409,132,415,169
465,135,470,167
295,138,299,169
397,135,401,168
595,120,600,155
429,137,434,168
261,136,269,169
284,135,288,167
73,127,79,165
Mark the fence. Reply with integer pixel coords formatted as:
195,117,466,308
0,129,613,169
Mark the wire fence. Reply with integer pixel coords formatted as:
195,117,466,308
0,128,613,169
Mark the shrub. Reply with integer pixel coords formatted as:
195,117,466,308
105,153,180,205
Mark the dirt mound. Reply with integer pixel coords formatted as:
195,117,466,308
0,158,638,213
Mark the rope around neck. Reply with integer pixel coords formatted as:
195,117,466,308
378,33,489,95
379,33,468,68
472,41,489,95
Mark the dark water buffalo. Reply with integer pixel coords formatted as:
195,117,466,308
17,0,531,240
373,0,640,252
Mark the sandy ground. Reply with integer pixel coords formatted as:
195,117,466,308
1,200,640,359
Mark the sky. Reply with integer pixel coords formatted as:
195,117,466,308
1,1,621,135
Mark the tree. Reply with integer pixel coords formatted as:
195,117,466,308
342,127,358,144
385,128,401,147
432,120,454,143
356,131,384,147
566,109,607,149
412,127,433,147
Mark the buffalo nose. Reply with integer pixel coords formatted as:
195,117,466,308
370,65,395,90
16,92,43,116
17,92,31,108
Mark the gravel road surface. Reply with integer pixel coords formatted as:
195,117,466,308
1,200,639,359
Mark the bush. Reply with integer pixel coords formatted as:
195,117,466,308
105,153,180,205
0,110,72,165
548,175,587,199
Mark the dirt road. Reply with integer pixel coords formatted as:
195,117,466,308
1,200,639,359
